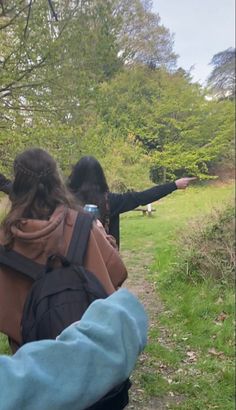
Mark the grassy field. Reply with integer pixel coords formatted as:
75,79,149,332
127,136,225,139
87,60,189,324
121,182,235,410
0,183,234,409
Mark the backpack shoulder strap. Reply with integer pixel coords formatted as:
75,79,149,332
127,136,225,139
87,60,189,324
66,213,94,266
0,245,44,281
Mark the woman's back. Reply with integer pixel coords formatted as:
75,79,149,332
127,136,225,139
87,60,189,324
0,149,127,351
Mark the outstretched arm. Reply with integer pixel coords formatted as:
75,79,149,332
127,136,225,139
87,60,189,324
0,289,147,410
109,177,196,216
109,182,177,216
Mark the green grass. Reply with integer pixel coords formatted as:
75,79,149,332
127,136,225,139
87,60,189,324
0,334,10,355
121,182,235,409
0,183,234,409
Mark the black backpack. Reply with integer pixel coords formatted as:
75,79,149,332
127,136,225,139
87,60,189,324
0,213,131,410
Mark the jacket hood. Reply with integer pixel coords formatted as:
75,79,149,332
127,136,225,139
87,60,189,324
11,206,67,240
9,206,72,262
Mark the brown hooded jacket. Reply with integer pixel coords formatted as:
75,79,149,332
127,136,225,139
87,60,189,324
0,206,127,349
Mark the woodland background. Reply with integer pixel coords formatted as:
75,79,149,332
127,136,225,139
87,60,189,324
0,0,235,189
0,3,235,408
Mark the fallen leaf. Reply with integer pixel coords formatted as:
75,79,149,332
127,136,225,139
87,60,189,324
183,351,197,363
208,348,224,357
187,351,197,359
215,311,229,322
159,363,168,370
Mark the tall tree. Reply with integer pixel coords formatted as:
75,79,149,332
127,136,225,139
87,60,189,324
0,0,62,127
0,0,178,130
94,66,234,181
1,0,179,183
207,47,235,99
116,0,177,69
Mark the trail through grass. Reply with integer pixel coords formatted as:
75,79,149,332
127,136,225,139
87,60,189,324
0,183,234,409
121,182,234,410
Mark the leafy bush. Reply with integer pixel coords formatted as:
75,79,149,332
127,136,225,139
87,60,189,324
177,203,235,284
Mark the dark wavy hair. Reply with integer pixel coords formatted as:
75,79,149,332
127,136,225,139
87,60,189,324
2,148,78,246
67,156,109,227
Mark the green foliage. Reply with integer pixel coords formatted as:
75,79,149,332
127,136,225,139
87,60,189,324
95,67,235,181
0,1,234,189
0,333,10,355
0,123,80,175
0,121,149,191
0,0,177,127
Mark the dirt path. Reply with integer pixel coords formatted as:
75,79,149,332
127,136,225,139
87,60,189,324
122,246,183,410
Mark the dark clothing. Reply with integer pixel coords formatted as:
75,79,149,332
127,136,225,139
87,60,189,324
0,178,177,248
109,182,177,247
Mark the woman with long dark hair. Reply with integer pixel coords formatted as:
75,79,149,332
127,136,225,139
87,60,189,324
67,155,110,228
0,148,127,352
67,156,196,248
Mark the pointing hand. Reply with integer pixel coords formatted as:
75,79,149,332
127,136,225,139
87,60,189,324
175,177,197,189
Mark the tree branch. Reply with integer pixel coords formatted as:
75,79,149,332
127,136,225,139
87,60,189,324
24,0,33,39
0,57,47,97
0,2,28,31
48,0,58,21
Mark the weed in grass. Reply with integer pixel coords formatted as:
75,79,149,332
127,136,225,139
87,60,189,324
140,372,170,397
146,342,184,368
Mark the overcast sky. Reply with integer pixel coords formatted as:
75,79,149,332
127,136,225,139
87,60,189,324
152,0,235,84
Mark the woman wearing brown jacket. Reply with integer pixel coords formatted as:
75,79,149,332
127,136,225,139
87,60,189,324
0,148,127,352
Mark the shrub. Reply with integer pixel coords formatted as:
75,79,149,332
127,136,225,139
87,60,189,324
177,203,235,284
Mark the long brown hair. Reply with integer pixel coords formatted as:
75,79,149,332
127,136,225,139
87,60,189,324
2,148,78,246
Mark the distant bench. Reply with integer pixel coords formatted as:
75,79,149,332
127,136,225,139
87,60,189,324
133,207,156,216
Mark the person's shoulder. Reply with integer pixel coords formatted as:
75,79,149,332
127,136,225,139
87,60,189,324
90,221,117,250
65,207,84,226
90,220,106,240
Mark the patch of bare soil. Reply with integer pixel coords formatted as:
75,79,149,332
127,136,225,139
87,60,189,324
121,248,184,410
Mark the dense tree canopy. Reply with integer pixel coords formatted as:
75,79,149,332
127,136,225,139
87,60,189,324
94,67,234,182
0,1,234,188
207,47,235,100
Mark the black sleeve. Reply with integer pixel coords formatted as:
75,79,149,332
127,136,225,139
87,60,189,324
0,174,12,196
109,182,177,216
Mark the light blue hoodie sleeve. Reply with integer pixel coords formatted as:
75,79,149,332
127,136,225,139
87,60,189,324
0,289,148,410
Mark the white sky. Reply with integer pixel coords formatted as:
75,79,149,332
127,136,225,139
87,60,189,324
152,0,235,84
